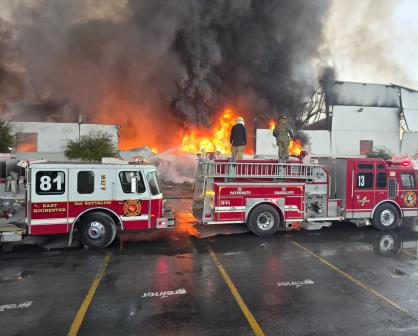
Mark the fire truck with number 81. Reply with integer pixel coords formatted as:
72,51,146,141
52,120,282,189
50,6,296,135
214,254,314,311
0,161,175,249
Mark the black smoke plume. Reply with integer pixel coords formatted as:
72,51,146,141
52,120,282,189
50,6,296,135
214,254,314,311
0,0,331,130
0,17,25,111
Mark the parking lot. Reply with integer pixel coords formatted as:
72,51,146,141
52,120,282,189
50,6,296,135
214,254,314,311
1,199,418,336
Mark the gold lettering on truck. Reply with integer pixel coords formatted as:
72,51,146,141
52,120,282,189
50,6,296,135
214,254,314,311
73,201,112,206
33,208,66,213
42,203,58,208
101,175,107,190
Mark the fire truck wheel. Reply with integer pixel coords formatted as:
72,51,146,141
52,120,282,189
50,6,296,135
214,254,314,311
247,204,280,237
372,203,399,231
79,212,116,248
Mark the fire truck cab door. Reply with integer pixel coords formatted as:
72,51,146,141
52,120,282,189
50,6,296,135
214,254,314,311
352,164,375,213
115,169,151,229
397,171,418,212
29,168,69,234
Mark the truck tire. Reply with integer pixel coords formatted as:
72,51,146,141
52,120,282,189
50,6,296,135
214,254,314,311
79,212,116,248
247,204,280,237
372,203,399,231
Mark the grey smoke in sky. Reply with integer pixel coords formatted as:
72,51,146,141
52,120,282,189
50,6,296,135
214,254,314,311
322,0,416,89
0,0,332,128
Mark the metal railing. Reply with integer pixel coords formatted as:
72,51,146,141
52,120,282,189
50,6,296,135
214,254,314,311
197,160,324,181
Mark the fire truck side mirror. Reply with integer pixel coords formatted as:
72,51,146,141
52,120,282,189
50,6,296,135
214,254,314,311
131,177,138,193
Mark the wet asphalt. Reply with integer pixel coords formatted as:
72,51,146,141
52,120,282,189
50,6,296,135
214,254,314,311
1,199,418,335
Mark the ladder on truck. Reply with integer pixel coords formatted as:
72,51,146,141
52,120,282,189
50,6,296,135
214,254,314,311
193,159,325,201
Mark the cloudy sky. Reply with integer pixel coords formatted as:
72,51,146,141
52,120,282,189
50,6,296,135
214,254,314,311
324,0,418,89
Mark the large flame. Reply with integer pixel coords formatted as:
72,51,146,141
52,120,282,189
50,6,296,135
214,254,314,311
95,95,182,151
289,138,303,156
93,93,301,157
181,108,238,154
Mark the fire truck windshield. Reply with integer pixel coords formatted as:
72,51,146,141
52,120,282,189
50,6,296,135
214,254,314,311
147,171,161,196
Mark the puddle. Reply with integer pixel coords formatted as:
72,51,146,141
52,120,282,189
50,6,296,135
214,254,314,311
392,267,408,277
0,270,34,284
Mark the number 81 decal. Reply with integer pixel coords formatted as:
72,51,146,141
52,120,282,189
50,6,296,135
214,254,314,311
36,171,65,194
39,175,63,191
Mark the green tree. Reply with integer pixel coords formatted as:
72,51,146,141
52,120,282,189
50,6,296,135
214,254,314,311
64,131,117,162
367,145,392,160
0,120,14,153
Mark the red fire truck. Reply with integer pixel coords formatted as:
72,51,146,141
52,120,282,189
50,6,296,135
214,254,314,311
192,155,418,236
0,161,175,249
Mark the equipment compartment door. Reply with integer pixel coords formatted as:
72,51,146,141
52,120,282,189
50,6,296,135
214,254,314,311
214,185,246,222
215,196,245,221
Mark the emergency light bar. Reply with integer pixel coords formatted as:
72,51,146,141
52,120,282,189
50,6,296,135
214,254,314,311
386,159,412,167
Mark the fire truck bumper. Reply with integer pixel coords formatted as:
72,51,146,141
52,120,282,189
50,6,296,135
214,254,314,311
156,212,176,229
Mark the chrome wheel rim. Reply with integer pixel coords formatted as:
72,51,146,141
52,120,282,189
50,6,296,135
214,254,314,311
379,235,395,253
88,221,105,240
380,209,395,226
256,212,274,231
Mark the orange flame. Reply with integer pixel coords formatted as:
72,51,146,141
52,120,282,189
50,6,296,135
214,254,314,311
269,120,276,130
181,108,238,154
289,138,303,156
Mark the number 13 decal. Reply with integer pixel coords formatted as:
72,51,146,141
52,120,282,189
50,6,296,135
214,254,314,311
357,175,365,187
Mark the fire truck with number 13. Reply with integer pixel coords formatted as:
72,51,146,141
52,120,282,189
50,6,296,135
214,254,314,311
192,154,418,235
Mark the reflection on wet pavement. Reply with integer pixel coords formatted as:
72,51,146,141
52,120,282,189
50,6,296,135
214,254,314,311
2,199,418,335
118,199,249,253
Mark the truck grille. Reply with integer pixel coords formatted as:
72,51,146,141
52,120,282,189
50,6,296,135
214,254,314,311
388,178,396,198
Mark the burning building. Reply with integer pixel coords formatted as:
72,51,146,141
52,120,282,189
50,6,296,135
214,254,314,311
0,0,333,156
256,80,418,158
2,1,413,161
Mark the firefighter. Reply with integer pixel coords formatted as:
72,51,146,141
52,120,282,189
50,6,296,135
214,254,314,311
273,115,294,161
230,116,247,160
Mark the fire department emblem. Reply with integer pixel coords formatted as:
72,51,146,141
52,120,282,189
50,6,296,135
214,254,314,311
356,195,370,207
403,191,417,208
123,200,142,216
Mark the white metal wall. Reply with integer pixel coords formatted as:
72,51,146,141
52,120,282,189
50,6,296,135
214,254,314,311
401,132,418,156
255,129,277,156
401,88,418,131
255,129,331,157
331,82,399,107
331,106,400,156
11,122,119,153
302,131,331,156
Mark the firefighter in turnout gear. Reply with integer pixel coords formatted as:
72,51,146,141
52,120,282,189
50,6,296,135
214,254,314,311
230,117,247,160
273,116,294,161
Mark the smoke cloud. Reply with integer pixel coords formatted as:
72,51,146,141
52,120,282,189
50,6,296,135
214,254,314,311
322,0,416,88
0,16,25,109
0,0,332,146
